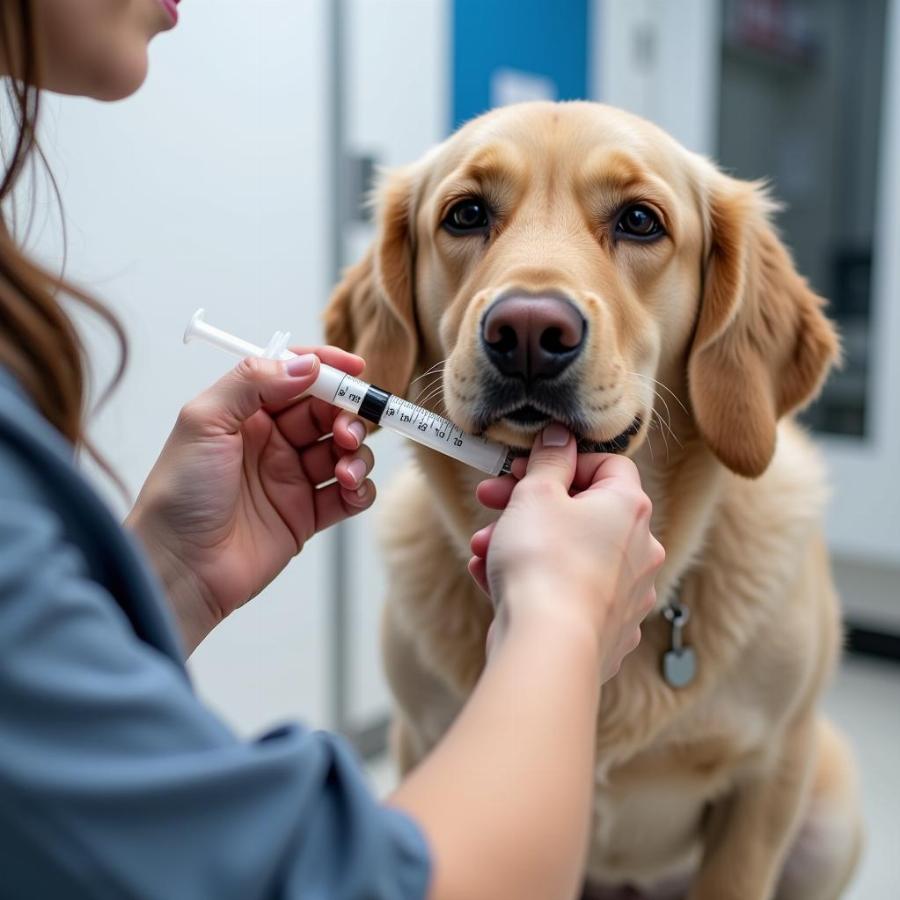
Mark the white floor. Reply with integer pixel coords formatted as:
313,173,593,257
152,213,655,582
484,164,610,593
367,656,900,898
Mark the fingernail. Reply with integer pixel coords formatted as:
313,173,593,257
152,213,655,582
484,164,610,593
354,483,370,501
542,424,570,447
347,458,368,485
286,354,317,377
348,421,367,448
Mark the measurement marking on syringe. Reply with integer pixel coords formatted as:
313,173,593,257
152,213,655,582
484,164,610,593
333,376,476,451
333,374,351,404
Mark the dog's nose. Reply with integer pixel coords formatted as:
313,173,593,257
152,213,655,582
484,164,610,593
482,294,586,381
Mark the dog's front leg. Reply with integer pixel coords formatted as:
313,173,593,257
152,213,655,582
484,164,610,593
688,715,816,900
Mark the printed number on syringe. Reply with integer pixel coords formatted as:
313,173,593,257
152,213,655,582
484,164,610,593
337,386,362,404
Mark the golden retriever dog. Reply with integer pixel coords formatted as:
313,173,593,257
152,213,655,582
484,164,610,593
325,101,862,900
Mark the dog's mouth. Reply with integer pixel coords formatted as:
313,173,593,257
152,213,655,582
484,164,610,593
504,403,552,427
462,373,646,456
476,395,643,456
500,411,644,457
582,415,644,453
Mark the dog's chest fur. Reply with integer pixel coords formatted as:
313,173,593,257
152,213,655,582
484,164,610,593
379,421,837,886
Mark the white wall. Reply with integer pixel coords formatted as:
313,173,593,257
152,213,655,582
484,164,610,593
27,0,335,735
596,0,720,156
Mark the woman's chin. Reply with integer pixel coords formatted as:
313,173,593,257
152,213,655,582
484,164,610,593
74,54,150,102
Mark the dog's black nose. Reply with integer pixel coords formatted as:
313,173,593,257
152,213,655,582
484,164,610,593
482,294,586,381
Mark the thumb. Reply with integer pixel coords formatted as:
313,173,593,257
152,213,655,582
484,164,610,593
523,423,577,488
186,354,321,434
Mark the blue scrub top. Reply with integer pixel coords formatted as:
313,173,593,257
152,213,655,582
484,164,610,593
0,369,431,900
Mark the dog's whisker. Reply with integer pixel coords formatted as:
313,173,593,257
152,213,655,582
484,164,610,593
631,390,676,461
417,383,447,409
651,392,680,448
662,416,683,450
625,372,678,433
645,419,662,462
416,390,441,410
413,383,441,405
413,371,443,391
413,375,444,404
622,372,684,453
651,409,673,460
417,377,444,400
624,370,690,418
646,425,656,462
413,359,447,380
652,396,683,450
409,359,447,389
648,398,681,453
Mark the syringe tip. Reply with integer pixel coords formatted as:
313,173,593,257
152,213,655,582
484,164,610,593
184,308,206,345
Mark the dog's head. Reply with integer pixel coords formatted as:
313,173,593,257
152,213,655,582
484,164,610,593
325,102,838,477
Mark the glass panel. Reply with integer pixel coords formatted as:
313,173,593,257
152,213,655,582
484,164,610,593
717,0,887,438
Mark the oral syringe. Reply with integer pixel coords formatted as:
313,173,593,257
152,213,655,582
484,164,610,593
184,309,514,476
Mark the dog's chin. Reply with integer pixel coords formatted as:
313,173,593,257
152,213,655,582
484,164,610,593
482,410,647,457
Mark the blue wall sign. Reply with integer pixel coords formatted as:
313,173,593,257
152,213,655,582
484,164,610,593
451,0,592,130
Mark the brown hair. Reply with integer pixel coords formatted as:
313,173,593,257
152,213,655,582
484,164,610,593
1,0,126,447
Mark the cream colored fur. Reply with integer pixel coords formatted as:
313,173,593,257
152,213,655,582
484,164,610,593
326,102,862,900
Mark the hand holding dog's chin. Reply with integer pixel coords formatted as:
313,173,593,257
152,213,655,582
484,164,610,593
471,427,664,682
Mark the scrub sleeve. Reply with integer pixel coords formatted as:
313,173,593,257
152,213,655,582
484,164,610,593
0,372,431,900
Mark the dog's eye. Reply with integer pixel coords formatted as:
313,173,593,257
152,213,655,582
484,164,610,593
443,198,491,235
616,204,664,240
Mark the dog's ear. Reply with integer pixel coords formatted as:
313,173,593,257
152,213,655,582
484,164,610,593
323,168,419,397
688,175,840,478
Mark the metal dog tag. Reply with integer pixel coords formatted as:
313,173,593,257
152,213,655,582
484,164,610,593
662,602,696,689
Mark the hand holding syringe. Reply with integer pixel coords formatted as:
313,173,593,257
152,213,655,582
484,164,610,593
184,310,514,476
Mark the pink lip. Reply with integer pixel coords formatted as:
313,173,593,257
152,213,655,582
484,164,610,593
157,0,179,25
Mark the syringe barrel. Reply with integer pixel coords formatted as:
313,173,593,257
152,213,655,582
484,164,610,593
184,310,512,476
305,367,511,476
376,394,511,476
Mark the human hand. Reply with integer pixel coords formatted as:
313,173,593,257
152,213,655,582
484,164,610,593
127,349,375,654
469,424,664,681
